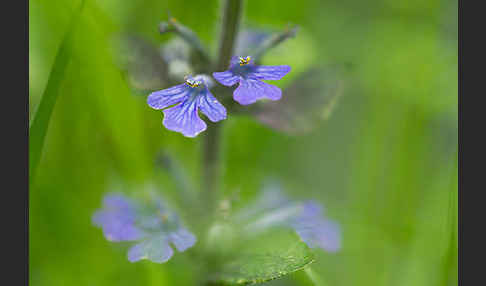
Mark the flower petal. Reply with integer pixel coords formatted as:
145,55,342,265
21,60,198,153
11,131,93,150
235,186,290,223
138,215,163,230
292,218,341,252
102,194,135,210
213,71,240,86
92,210,145,242
300,201,325,218
229,56,243,68
250,65,291,80
169,228,197,252
198,89,227,122
235,30,272,56
147,83,189,110
234,78,282,105
290,201,341,252
127,235,174,263
194,74,215,89
246,204,301,231
92,194,145,241
162,97,207,137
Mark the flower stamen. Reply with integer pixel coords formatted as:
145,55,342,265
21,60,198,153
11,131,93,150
158,211,169,223
185,78,201,88
239,56,251,66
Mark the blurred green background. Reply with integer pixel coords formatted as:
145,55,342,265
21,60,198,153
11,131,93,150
29,0,457,285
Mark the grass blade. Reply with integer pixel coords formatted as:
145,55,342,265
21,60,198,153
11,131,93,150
29,0,85,182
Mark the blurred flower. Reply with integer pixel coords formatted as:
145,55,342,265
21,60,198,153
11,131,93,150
113,34,169,93
234,29,272,56
92,194,145,242
160,38,193,79
160,38,191,63
238,184,341,252
289,201,341,252
92,193,196,263
213,56,291,105
147,75,226,137
250,66,345,135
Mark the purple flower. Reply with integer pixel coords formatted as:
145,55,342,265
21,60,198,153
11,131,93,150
239,185,341,252
289,201,341,252
92,193,197,263
213,56,291,105
92,194,145,242
147,75,226,137
235,30,271,56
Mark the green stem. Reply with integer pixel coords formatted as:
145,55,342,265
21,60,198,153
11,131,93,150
215,0,243,72
252,25,299,62
159,17,212,66
155,152,196,207
201,122,222,210
199,3,243,282
304,266,328,286
201,0,243,209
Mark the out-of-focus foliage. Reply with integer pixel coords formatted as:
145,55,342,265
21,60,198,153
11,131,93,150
29,0,457,285
212,231,314,285
114,34,170,94
29,0,85,182
250,66,346,134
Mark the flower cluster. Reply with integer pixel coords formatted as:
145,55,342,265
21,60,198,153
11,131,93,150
148,57,291,137
236,185,341,252
92,193,196,263
100,14,343,278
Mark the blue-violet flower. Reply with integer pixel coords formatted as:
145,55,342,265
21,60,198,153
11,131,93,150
237,185,341,252
147,75,226,137
213,56,291,105
92,193,197,263
234,30,271,56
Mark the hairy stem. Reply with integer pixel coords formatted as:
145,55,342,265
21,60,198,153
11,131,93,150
202,0,243,209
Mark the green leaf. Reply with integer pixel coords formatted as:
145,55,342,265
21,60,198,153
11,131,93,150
29,0,85,183
210,231,315,285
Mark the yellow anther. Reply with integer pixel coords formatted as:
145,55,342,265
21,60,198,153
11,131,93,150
239,56,251,66
161,215,168,223
185,78,200,88
158,211,169,223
